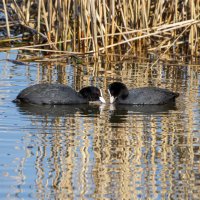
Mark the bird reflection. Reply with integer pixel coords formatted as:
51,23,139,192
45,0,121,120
16,102,177,120
109,103,177,123
16,103,102,117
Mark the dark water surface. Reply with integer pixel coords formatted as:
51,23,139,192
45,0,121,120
0,51,200,199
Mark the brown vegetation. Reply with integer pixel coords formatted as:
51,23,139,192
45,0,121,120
1,0,200,56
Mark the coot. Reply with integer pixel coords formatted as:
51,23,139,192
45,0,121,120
14,83,106,105
108,82,179,105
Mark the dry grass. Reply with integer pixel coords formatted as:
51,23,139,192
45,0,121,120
1,0,200,56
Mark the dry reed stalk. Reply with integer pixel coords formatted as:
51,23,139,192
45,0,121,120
11,0,26,23
2,0,200,56
41,1,49,37
96,0,105,50
2,0,10,37
0,21,20,28
37,0,42,41
141,0,149,33
0,41,67,49
0,37,22,43
148,39,200,51
110,0,115,51
150,21,197,68
63,0,69,51
103,0,108,53
97,20,199,52
90,0,98,57
25,0,30,23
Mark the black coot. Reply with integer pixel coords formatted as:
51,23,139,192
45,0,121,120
108,82,179,105
14,83,106,105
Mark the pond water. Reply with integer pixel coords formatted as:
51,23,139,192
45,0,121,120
0,51,200,199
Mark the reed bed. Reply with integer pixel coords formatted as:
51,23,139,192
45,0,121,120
1,0,200,56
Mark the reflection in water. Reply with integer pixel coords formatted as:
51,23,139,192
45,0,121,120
16,103,101,117
109,103,177,123
0,52,200,199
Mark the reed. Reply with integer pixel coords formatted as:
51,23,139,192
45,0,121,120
1,0,200,56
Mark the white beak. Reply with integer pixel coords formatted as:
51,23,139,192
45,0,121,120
110,96,116,104
99,89,106,103
108,89,116,104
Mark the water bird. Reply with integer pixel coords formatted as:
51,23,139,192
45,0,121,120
108,82,179,105
14,83,106,105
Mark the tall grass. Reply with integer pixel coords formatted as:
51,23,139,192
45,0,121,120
1,0,200,56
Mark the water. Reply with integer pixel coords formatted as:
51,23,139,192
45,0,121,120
0,51,200,199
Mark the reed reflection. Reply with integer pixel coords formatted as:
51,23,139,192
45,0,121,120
14,100,200,199
3,55,200,199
